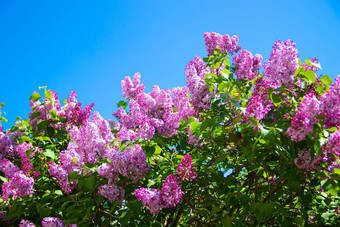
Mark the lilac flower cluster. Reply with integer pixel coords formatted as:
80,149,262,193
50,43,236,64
61,91,94,126
104,144,149,182
134,174,182,214
115,73,195,140
322,131,340,173
176,154,197,181
294,149,323,170
203,32,241,55
185,56,212,110
121,72,145,99
263,40,299,89
28,90,94,131
19,219,35,227
0,142,35,201
286,91,320,142
0,130,15,159
301,58,319,73
232,49,263,80
41,217,64,227
245,78,273,122
320,75,340,128
98,183,124,202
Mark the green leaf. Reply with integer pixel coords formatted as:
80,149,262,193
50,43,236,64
30,111,41,120
85,175,96,192
154,146,162,155
29,93,41,101
319,75,332,85
190,121,200,133
43,149,55,160
182,117,195,128
68,171,81,183
37,119,49,131
38,207,51,217
0,176,8,182
222,216,233,227
118,100,128,109
270,92,284,106
19,136,31,143
0,116,8,122
44,90,52,100
305,70,316,83
49,110,58,119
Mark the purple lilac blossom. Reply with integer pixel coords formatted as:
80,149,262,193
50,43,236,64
105,144,149,182
232,49,263,80
61,90,94,126
185,56,212,110
294,149,323,170
245,78,273,123
134,188,163,214
41,217,64,227
0,130,15,159
263,40,299,89
286,91,320,142
2,172,34,201
203,32,241,55
320,75,340,128
48,161,76,193
322,130,340,173
114,74,195,139
19,219,35,227
16,142,36,175
161,174,183,207
121,72,145,99
301,58,319,73
98,183,124,202
176,154,197,181
28,90,62,130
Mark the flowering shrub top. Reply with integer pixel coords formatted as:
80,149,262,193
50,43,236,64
0,32,339,226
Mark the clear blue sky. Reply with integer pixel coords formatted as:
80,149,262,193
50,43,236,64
1,0,340,129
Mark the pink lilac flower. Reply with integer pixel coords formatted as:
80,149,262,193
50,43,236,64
0,131,15,159
233,49,263,80
294,149,323,170
19,219,35,227
121,72,145,99
41,217,64,227
0,159,20,178
176,154,197,181
245,78,273,123
134,188,163,214
322,130,340,173
114,74,195,140
105,144,149,182
98,183,124,202
301,58,319,73
28,90,63,130
263,40,299,89
2,172,34,201
97,163,117,180
286,91,320,142
185,56,212,110
16,142,36,175
161,174,183,208
61,90,94,126
203,32,241,55
48,161,76,193
320,75,340,128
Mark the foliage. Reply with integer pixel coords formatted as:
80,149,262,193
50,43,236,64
0,32,340,226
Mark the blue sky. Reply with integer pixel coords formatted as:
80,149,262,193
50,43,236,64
1,0,340,129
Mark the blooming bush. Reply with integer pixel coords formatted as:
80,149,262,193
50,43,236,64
0,32,340,226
